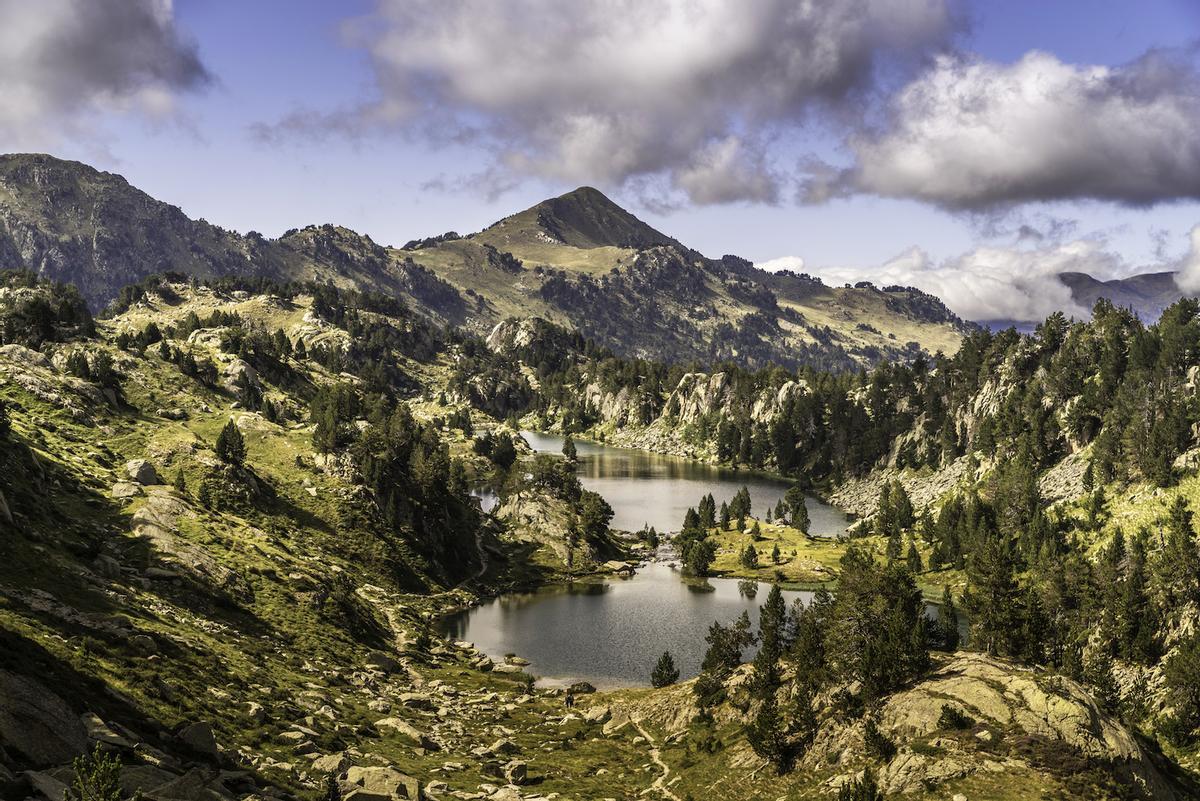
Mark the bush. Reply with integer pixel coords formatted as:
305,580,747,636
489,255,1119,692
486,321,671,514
67,744,123,801
863,717,896,761
937,704,973,730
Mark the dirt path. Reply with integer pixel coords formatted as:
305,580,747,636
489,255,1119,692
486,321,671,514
634,720,681,801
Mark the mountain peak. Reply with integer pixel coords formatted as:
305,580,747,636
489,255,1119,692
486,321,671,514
478,185,682,251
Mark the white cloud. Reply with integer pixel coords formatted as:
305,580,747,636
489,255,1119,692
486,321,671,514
805,49,1200,208
257,0,959,205
761,239,1133,322
0,0,208,147
1174,225,1200,294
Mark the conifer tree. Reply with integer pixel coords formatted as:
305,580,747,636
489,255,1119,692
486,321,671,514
906,540,923,574
651,651,679,687
562,434,577,462
215,418,246,465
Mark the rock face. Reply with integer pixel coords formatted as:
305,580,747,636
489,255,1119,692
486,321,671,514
0,670,87,768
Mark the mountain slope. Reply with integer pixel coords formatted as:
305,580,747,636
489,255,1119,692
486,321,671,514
400,189,973,369
0,154,468,322
0,153,969,371
1060,269,1184,322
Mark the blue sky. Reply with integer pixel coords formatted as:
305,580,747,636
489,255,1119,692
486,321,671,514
3,0,1200,320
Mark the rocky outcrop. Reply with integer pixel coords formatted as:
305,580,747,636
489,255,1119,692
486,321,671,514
0,671,87,768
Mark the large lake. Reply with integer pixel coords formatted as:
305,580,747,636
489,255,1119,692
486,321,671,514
445,432,865,687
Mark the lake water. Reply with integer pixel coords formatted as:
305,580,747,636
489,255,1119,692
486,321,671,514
519,430,848,535
442,562,816,688
443,433,870,687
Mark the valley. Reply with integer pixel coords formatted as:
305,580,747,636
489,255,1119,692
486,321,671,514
1,159,1200,801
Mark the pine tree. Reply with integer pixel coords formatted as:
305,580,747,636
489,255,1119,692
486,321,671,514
215,418,246,465
0,399,9,440
934,585,960,651
751,585,786,692
837,767,884,801
964,528,1022,657
562,434,577,462
746,693,789,774
651,651,679,687
906,540,923,574
172,468,187,494
785,486,810,535
741,543,759,569
771,542,781,564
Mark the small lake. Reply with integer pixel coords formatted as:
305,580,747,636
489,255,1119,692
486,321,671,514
442,562,817,688
519,430,847,535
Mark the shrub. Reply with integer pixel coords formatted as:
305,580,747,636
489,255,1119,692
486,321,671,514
937,704,973,730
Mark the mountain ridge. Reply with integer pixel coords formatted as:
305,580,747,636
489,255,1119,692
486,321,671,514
0,153,972,372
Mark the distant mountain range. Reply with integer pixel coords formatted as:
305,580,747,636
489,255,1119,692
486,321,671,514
0,153,971,371
1058,270,1185,322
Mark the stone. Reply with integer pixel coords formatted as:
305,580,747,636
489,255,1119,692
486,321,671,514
504,657,530,667
0,670,88,767
177,721,219,758
397,693,434,711
111,482,143,499
245,702,266,724
565,682,596,695
487,738,520,756
583,706,611,725
149,768,234,801
339,766,421,801
129,634,158,653
374,719,439,751
125,459,162,485
502,760,527,786
492,663,524,675
365,651,401,673
93,554,122,579
81,713,135,749
23,770,69,801
311,753,350,774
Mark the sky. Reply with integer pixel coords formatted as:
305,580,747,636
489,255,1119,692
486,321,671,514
3,0,1200,322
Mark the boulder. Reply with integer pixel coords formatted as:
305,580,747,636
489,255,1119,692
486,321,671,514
365,651,401,673
146,768,234,801
374,719,439,751
177,722,219,758
502,760,528,786
0,670,87,768
111,482,143,499
92,555,122,579
566,682,596,695
339,766,420,801
583,706,611,725
125,459,162,486
81,713,135,749
311,753,350,774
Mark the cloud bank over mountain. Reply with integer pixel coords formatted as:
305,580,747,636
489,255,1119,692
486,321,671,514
804,49,1200,209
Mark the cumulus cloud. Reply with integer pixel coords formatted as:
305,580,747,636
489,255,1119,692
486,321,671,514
0,0,209,146
761,239,1134,322
1174,225,1200,294
256,0,959,204
804,48,1200,209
